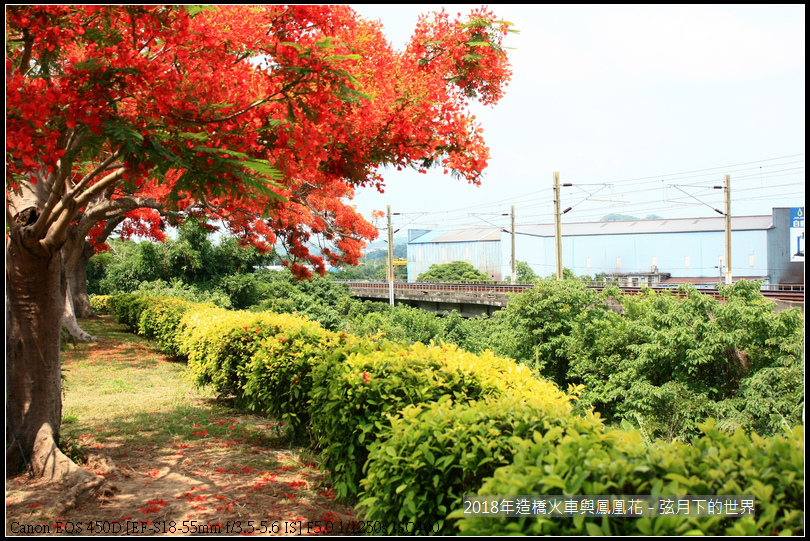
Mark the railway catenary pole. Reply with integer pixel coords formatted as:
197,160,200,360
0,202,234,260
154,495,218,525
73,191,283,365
511,205,516,282
553,173,572,280
553,172,563,280
724,174,732,285
387,205,395,306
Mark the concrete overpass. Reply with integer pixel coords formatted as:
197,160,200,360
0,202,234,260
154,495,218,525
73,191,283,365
339,281,804,316
342,281,522,317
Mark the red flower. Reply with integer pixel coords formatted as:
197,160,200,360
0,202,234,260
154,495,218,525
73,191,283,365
362,371,370,384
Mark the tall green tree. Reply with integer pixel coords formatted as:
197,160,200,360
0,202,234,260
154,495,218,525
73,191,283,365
416,261,493,282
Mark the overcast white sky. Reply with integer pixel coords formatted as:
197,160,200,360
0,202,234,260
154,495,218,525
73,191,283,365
347,4,805,233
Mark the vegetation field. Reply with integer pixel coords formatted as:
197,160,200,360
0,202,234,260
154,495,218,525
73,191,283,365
6,317,353,537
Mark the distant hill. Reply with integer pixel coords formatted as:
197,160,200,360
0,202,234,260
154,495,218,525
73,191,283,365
364,236,408,252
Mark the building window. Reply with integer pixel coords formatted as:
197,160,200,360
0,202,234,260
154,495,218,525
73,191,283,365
684,256,690,269
749,254,755,268
586,257,591,269
616,257,622,269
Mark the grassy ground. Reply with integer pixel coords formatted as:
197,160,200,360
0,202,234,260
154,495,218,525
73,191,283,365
6,316,355,536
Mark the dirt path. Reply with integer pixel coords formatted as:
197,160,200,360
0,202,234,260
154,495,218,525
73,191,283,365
6,317,357,536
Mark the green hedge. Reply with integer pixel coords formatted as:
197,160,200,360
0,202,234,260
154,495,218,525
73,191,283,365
241,319,352,436
179,306,346,438
455,421,804,535
309,341,570,500
108,293,154,331
359,393,589,534
89,294,114,315
137,297,200,358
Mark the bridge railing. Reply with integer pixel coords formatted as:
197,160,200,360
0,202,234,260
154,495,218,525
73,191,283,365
335,279,803,301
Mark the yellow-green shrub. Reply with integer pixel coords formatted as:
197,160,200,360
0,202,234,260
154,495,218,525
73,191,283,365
241,318,352,437
109,293,157,331
181,308,291,399
359,392,586,534
309,342,565,499
137,297,200,358
89,294,114,315
456,421,804,535
180,307,346,437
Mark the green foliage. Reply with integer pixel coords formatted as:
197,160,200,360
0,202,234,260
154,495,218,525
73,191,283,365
177,303,348,439
102,290,804,534
90,218,273,303
309,341,554,500
251,270,349,330
345,303,447,345
331,241,407,280
359,392,581,534
97,239,169,294
137,297,200,358
544,267,587,281
456,421,804,535
108,293,158,331
497,279,604,388
133,278,233,308
515,260,538,282
215,273,262,310
241,316,346,438
89,294,114,315
567,282,805,440
416,261,492,282
86,251,113,296
179,308,286,400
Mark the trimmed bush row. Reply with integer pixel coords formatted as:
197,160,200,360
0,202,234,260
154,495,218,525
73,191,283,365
358,394,592,534
89,294,114,315
309,341,572,501
179,306,349,435
455,419,804,536
105,294,804,535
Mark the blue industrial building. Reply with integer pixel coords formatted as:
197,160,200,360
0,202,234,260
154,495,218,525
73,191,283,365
406,208,804,286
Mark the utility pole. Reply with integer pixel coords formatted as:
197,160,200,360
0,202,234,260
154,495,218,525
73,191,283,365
511,205,516,282
552,172,573,281
724,174,732,285
553,172,562,280
387,205,395,306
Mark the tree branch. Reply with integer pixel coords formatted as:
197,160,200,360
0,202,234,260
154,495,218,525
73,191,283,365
44,168,128,250
70,150,122,197
32,156,73,241
17,28,34,75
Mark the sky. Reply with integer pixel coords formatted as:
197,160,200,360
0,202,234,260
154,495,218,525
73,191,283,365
346,4,805,234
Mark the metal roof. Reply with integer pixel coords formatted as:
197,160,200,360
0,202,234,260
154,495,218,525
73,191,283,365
408,228,502,244
515,215,773,237
407,216,774,244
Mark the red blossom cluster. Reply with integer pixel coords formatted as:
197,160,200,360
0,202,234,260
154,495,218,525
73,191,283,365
7,5,512,279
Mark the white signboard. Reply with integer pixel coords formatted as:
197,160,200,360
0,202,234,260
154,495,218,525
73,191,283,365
790,207,804,262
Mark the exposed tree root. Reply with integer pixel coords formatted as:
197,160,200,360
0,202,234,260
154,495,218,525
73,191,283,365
63,280,97,343
31,424,115,514
62,315,98,343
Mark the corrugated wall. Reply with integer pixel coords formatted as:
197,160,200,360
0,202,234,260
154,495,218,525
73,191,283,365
768,208,805,284
408,240,503,281
502,230,770,279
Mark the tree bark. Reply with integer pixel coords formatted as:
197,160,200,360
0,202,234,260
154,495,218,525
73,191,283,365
70,240,96,319
6,230,65,473
61,226,97,342
6,230,105,502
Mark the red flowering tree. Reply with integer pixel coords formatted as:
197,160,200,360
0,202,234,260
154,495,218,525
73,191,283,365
6,5,513,494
